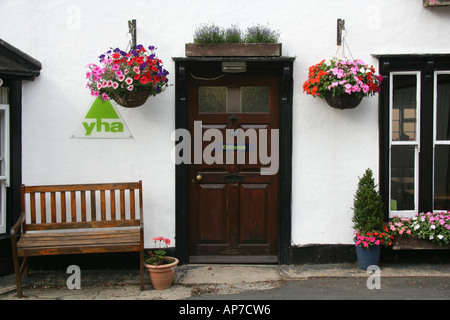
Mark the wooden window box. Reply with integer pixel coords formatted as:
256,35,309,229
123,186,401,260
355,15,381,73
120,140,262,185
185,43,282,57
423,0,450,6
392,236,450,250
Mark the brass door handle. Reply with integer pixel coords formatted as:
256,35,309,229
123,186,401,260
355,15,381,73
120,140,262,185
196,174,202,181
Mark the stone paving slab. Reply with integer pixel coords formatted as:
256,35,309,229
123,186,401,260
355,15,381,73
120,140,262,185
1,263,449,300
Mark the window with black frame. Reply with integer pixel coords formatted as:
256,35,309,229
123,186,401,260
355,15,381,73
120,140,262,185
378,55,450,218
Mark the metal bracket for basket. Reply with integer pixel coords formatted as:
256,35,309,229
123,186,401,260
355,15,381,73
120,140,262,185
128,19,136,50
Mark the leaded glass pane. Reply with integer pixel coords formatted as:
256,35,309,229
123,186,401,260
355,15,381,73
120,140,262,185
198,86,226,113
241,86,269,113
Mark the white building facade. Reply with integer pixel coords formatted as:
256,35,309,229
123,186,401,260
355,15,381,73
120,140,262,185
1,0,449,266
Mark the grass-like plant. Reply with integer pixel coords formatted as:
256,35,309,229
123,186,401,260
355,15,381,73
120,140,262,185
193,23,280,44
193,23,226,44
244,24,280,44
224,25,243,43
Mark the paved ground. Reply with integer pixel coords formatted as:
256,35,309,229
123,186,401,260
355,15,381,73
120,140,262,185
0,263,449,301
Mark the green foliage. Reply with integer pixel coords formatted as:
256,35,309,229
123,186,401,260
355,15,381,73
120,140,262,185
244,24,280,44
144,236,172,265
193,23,226,44
193,23,279,44
352,168,385,234
390,212,450,246
145,249,168,265
224,25,243,43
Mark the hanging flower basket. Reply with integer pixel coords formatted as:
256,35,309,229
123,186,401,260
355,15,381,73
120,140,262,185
86,45,169,108
324,92,363,110
303,57,383,110
112,88,151,108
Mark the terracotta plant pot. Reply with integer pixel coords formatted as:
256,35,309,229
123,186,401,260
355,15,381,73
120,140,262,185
144,257,179,289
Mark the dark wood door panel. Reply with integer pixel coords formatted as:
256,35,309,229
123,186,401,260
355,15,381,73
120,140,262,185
239,183,270,243
188,73,279,262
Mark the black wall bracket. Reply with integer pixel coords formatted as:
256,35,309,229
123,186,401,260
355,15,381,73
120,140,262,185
337,19,345,46
128,19,136,50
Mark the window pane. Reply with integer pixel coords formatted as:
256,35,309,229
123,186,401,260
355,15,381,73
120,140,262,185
392,75,417,141
198,86,226,113
391,145,416,211
434,145,450,210
0,88,8,104
436,74,450,141
241,86,270,113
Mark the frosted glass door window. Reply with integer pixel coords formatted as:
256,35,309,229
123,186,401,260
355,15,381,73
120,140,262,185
198,86,270,113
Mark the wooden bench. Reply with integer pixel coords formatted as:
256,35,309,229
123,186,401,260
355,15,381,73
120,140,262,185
10,181,144,298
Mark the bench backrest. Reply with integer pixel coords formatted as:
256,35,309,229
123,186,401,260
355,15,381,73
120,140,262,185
21,181,143,232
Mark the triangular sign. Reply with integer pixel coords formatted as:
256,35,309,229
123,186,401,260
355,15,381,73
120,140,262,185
72,98,133,139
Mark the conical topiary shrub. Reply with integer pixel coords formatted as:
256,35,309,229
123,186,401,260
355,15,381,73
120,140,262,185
352,168,384,234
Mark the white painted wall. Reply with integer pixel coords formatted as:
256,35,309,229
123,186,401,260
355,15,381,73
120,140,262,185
1,0,450,248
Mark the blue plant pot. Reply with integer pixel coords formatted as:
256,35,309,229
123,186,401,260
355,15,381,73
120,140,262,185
355,244,381,270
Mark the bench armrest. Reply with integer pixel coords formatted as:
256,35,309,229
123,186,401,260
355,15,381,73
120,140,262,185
11,211,26,240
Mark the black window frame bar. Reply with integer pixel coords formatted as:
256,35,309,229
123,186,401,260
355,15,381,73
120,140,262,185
377,54,450,219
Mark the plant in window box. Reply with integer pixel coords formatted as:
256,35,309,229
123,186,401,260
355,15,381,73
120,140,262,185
185,23,282,57
352,169,394,270
144,237,179,290
303,57,383,109
86,45,169,108
389,212,450,249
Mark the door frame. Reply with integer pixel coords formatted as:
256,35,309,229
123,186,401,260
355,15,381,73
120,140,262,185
173,57,295,265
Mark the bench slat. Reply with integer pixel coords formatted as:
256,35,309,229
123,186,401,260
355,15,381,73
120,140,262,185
51,192,56,223
30,193,36,224
100,190,106,220
61,191,67,222
40,193,46,223
120,189,125,219
71,191,76,222
110,190,116,220
23,182,142,193
18,230,140,248
24,220,140,231
18,244,141,257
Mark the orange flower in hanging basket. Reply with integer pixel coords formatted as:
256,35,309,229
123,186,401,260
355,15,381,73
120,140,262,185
303,57,382,109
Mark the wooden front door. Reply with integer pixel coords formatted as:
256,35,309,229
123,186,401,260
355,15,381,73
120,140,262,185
187,74,279,263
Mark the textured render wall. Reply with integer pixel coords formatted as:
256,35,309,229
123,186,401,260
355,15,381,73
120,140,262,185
1,0,450,247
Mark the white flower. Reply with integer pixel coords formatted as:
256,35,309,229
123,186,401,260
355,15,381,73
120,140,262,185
430,235,434,240
414,224,420,230
430,224,436,230
359,67,366,73
438,235,444,240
